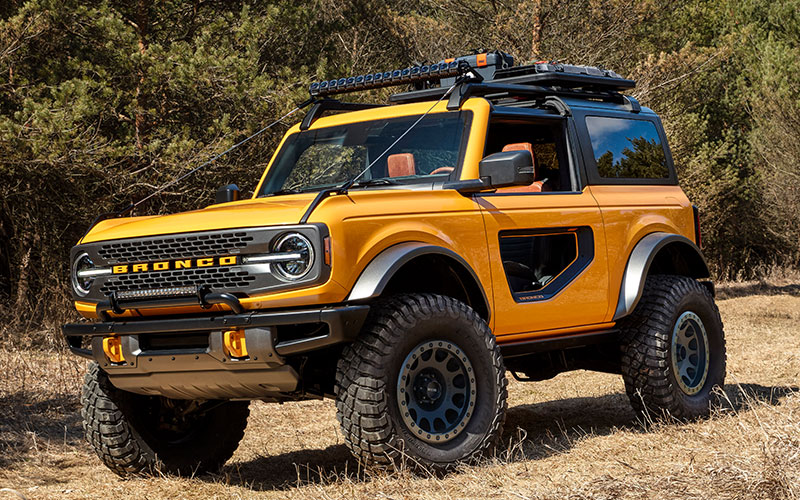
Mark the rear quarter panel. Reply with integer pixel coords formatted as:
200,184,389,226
588,185,696,322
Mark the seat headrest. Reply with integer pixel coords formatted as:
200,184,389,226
501,142,534,155
387,153,416,177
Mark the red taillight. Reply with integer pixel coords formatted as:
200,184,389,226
692,205,702,248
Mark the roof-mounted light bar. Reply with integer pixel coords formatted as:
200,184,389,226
309,60,464,98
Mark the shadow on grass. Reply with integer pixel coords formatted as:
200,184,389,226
716,281,800,299
502,383,798,461
0,392,83,469
215,443,360,490
212,382,797,491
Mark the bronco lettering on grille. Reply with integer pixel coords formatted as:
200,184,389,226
112,256,238,274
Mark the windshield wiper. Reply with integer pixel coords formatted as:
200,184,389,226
266,188,305,196
350,178,397,187
266,179,393,198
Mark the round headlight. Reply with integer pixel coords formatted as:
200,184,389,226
272,233,314,281
72,253,95,296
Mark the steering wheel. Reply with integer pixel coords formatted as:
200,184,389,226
429,166,454,175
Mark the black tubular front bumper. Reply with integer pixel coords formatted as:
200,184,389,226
61,304,369,400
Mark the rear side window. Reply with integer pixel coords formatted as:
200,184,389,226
585,116,669,179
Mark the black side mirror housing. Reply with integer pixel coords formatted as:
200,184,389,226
444,150,534,193
215,184,240,204
478,150,534,188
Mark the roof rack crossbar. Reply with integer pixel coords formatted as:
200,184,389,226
446,82,552,109
300,99,386,130
388,81,626,108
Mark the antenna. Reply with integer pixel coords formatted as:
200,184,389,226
81,97,315,241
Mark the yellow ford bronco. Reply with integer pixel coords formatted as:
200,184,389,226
64,51,725,476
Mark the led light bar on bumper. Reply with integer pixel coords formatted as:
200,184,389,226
69,224,331,303
116,286,198,301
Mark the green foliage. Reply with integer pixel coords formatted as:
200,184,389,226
285,144,366,190
0,0,798,336
595,138,669,180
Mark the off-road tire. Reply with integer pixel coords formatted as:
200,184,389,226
335,294,507,472
619,275,726,420
81,362,249,477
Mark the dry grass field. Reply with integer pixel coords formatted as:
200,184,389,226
1,280,798,499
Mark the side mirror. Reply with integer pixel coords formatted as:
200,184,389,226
443,149,535,194
215,184,240,204
478,150,535,189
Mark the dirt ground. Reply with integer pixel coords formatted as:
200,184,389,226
1,281,798,499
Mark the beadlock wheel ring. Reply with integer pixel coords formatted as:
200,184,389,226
397,340,476,444
671,311,710,395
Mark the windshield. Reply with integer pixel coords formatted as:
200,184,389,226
258,111,470,196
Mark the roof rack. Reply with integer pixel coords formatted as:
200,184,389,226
390,62,635,108
305,51,636,111
493,62,634,91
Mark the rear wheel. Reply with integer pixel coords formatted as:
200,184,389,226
619,275,726,419
81,363,249,477
335,294,507,471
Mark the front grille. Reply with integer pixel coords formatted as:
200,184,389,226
99,268,257,295
97,231,254,264
72,224,329,302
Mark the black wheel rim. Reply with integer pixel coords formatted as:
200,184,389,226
397,340,476,444
671,311,710,395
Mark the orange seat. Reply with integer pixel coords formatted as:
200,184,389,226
387,153,416,177
499,142,549,193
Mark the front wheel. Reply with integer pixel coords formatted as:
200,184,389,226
335,294,507,471
619,275,726,419
81,363,249,477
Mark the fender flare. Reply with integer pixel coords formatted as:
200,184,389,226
613,232,711,321
346,242,491,320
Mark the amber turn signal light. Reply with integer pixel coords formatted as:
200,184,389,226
223,329,248,358
102,336,125,363
323,236,331,266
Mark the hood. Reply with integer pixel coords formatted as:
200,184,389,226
81,194,317,244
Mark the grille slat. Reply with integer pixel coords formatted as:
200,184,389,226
97,232,254,264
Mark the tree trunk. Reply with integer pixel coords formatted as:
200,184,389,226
530,0,543,61
14,245,30,310
134,0,150,150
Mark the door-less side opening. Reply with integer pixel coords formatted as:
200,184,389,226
483,116,573,193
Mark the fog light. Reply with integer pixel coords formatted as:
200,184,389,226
223,330,248,358
102,336,125,363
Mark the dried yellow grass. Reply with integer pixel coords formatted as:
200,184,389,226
1,282,798,499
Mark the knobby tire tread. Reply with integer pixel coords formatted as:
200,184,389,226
619,275,725,419
81,363,249,477
334,293,506,472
